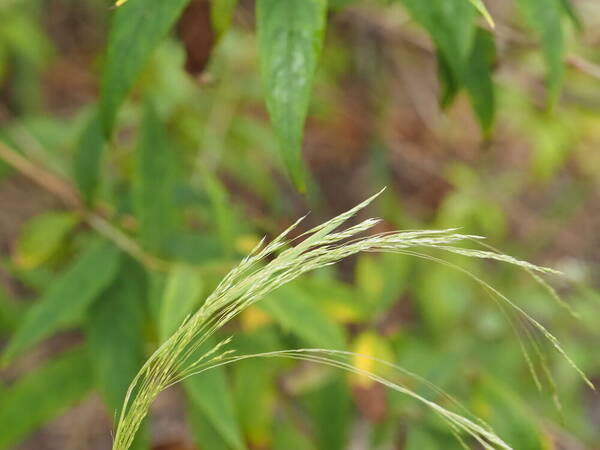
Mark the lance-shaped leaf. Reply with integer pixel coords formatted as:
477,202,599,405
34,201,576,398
159,263,203,341
1,240,121,365
99,0,191,135
260,284,346,350
133,101,179,254
469,0,495,27
256,0,327,190
0,347,93,449
156,271,243,449
184,367,246,450
13,211,79,270
464,28,496,136
86,260,147,418
517,0,565,108
401,0,476,79
210,0,238,38
74,111,104,205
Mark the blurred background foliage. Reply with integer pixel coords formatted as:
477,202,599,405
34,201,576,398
0,0,599,449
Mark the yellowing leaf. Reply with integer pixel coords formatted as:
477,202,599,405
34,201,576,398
240,306,272,332
356,255,384,303
350,331,395,388
14,211,79,269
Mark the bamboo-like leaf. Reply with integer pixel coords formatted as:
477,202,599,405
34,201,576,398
559,0,581,30
186,400,232,450
304,375,350,450
184,367,246,450
0,347,93,449
260,284,346,350
99,0,191,135
401,0,476,78
0,288,22,336
469,0,495,27
86,261,147,418
1,240,120,365
211,0,238,38
464,28,496,136
517,0,565,108
133,101,179,254
256,0,327,190
74,111,104,205
159,264,203,341
436,50,461,109
233,358,274,448
13,211,79,269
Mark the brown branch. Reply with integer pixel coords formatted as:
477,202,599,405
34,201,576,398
0,140,169,272
567,55,600,81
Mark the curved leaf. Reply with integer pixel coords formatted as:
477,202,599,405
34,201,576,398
133,101,180,254
464,28,496,136
517,0,565,108
99,0,191,135
13,211,79,269
74,111,104,205
159,263,203,341
260,284,346,350
256,0,327,190
0,347,93,449
86,261,147,417
1,240,121,364
184,351,246,450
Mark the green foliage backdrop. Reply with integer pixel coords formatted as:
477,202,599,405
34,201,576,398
0,0,598,449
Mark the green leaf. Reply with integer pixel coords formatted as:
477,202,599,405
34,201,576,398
469,0,495,27
355,253,408,316
273,423,316,450
463,28,496,136
517,0,565,108
233,357,275,448
86,260,146,417
472,374,546,449
187,400,231,450
211,0,238,38
260,284,346,350
13,211,79,269
159,263,203,341
401,0,476,78
559,0,581,30
436,51,461,109
194,166,237,256
0,287,22,336
184,366,246,450
414,263,474,335
0,347,93,449
1,240,121,365
99,0,191,135
303,375,351,450
133,101,179,254
74,111,104,205
256,0,327,190
405,428,440,450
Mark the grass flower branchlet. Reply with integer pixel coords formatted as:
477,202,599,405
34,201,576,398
112,191,592,450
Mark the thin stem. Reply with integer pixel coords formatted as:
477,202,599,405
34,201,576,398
0,140,170,272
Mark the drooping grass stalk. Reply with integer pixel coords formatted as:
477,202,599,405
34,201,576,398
112,191,592,450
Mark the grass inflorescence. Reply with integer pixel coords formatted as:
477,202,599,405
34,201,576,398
112,190,591,450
